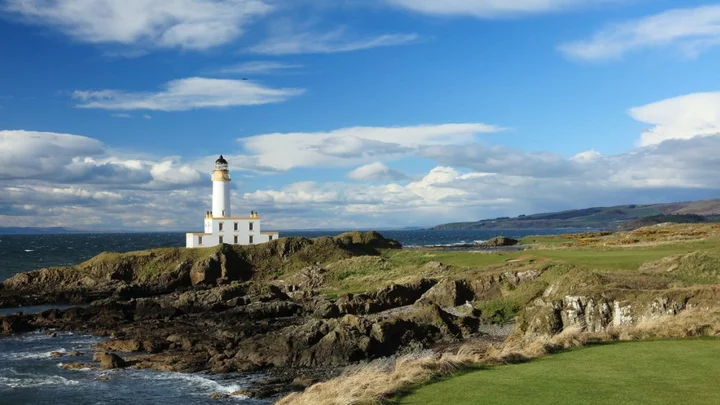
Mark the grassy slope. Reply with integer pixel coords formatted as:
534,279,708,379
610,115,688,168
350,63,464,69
313,224,720,325
397,339,720,405
319,226,720,296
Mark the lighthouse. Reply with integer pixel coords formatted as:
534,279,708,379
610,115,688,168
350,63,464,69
212,155,231,218
186,155,279,248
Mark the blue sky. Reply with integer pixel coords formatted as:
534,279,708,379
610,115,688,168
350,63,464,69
1,0,720,231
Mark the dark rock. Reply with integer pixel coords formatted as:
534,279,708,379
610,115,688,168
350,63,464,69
50,351,65,358
418,279,475,308
59,363,93,370
333,231,402,250
337,279,436,315
481,236,519,247
312,301,340,319
99,339,142,353
210,393,230,399
94,352,127,369
142,340,164,354
2,315,34,335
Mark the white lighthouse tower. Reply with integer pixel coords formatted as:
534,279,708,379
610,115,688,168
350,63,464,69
186,155,279,248
212,155,231,218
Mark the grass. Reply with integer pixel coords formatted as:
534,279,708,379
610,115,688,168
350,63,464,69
397,339,720,405
314,236,720,298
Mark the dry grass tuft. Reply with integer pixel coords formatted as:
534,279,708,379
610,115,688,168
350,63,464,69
277,347,487,405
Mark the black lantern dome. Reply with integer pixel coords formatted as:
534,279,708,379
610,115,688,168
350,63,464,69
214,155,229,171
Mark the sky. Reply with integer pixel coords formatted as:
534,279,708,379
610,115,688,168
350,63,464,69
1,0,720,231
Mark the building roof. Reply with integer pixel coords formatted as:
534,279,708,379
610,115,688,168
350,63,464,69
215,155,228,164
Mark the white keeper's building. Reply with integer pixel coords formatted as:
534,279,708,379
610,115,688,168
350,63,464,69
186,155,279,248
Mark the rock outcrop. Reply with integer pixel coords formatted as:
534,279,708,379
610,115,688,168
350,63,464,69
94,352,128,369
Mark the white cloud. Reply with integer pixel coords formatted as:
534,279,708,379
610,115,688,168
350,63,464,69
242,135,720,228
111,113,132,118
150,160,203,185
2,128,720,230
251,25,420,55
347,162,408,181
0,130,204,187
72,77,304,111
0,130,104,180
3,0,273,50
217,61,303,75
239,123,505,171
386,0,609,18
559,5,720,61
629,92,720,146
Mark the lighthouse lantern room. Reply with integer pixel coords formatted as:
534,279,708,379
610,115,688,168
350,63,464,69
186,155,279,248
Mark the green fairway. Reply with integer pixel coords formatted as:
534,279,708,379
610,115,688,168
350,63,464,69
398,340,720,405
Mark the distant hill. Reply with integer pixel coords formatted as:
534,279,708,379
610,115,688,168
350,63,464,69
432,200,720,231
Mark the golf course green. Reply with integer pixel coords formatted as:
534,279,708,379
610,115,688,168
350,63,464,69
398,339,720,405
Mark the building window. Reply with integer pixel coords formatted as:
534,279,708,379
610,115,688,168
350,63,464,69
219,222,224,231
198,236,203,245
234,222,238,231
234,236,238,244
249,235,254,244
249,222,254,231
269,235,273,241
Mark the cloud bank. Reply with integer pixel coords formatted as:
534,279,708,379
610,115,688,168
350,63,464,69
560,5,720,60
386,0,611,18
73,77,304,111
4,0,273,50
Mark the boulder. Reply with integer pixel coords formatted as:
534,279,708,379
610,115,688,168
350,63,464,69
418,279,475,308
312,301,340,319
1,315,33,335
93,352,128,369
190,255,223,286
59,363,94,371
481,236,519,247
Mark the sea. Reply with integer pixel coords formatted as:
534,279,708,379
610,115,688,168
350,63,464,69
0,228,584,404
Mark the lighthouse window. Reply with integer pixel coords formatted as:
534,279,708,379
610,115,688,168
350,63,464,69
219,236,224,244
219,222,224,231
249,235,254,244
234,236,238,244
234,222,238,231
249,222,254,231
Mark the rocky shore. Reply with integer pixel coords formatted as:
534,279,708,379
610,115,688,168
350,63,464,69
0,232,511,400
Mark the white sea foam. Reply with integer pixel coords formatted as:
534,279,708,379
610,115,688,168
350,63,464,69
24,249,34,252
137,371,250,397
8,348,68,360
0,369,79,388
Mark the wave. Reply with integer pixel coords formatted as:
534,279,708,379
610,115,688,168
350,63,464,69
3,348,68,361
135,371,251,397
24,249,34,252
404,240,487,248
0,368,79,389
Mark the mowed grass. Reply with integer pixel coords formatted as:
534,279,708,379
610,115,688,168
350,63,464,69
398,339,720,405
401,238,720,272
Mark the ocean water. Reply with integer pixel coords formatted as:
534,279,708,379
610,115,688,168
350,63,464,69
0,331,268,405
0,228,583,404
